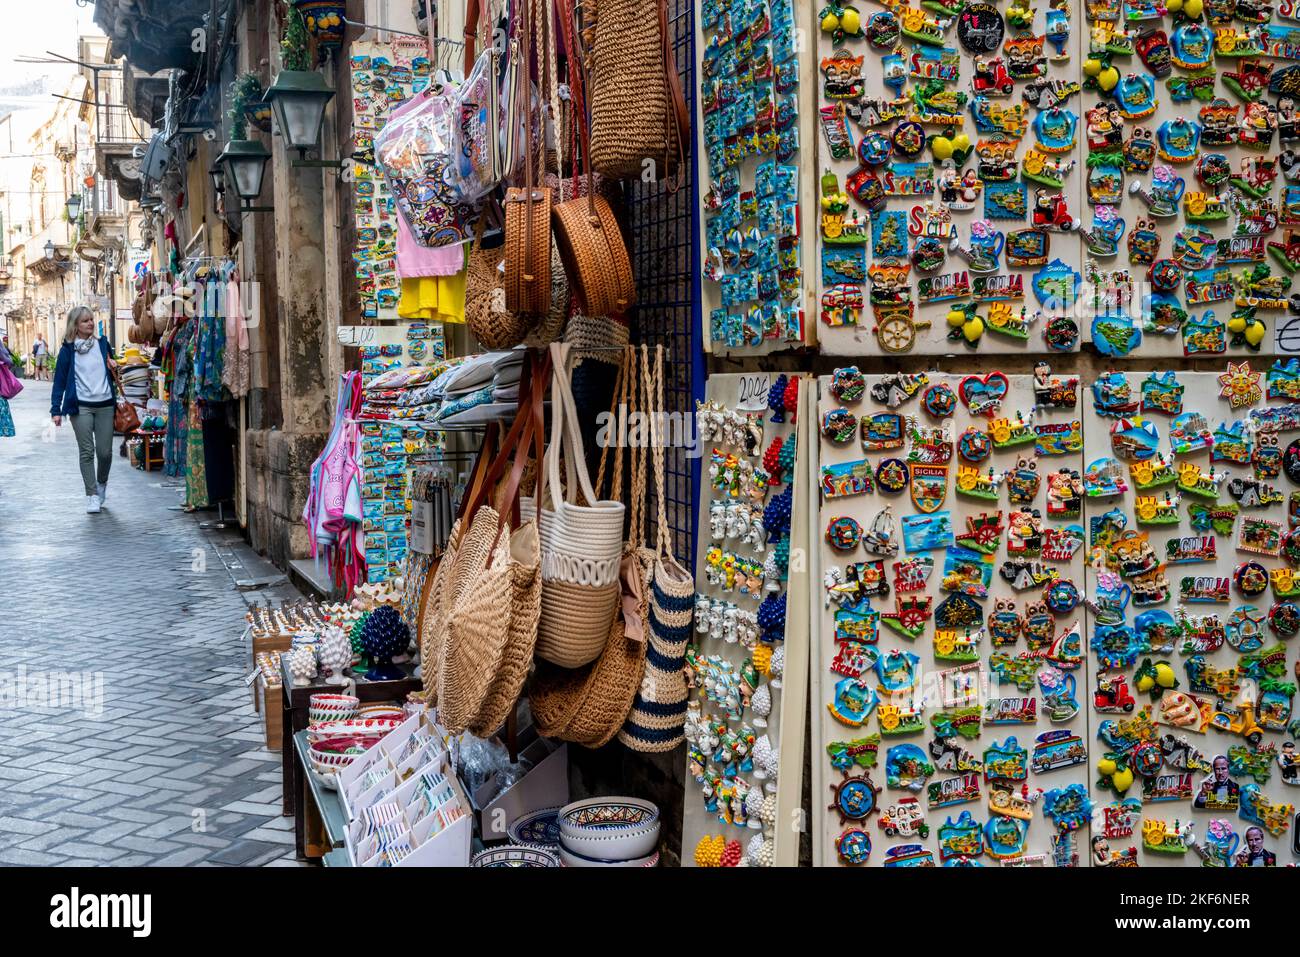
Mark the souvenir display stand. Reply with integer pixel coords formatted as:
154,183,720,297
1082,369,1297,868
686,372,810,866
697,0,818,355
812,370,1090,866
812,0,1085,356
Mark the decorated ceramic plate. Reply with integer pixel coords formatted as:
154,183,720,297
471,844,561,867
507,806,563,848
558,847,660,868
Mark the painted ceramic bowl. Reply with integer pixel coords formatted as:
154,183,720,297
470,844,561,868
558,798,661,861
507,806,562,848
308,693,359,725
306,717,401,747
354,704,405,722
307,734,386,784
558,847,660,868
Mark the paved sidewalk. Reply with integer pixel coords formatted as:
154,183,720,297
0,381,304,866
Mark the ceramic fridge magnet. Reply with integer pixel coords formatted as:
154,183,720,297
1129,165,1185,217
1079,206,1126,257
1218,361,1265,409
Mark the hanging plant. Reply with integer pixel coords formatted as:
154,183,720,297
280,1,313,73
293,0,347,50
229,72,272,134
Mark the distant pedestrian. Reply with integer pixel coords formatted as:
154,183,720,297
0,338,16,438
31,333,50,381
50,306,118,513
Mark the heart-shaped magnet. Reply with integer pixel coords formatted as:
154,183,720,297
959,372,1010,418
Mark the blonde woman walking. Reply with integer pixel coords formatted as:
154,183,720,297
50,307,118,513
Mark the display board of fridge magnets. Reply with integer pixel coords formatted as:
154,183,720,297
687,372,811,866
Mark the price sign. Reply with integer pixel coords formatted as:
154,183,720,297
737,373,771,411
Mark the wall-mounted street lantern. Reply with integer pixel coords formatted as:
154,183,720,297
263,70,342,168
216,139,274,213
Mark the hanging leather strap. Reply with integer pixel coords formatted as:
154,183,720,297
658,0,689,192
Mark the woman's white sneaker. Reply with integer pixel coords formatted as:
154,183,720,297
86,495,101,514
97,482,107,507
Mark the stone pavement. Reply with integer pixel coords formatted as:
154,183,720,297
0,381,306,867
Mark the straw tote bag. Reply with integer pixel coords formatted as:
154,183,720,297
550,0,636,317
503,0,553,317
433,354,549,733
418,421,501,706
535,341,625,666
618,346,694,752
587,0,690,183
530,347,648,746
465,215,537,349
465,356,550,737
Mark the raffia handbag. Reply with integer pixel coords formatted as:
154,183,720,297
618,346,694,752
531,347,648,746
535,341,626,668
437,357,549,735
418,422,501,706
551,0,636,317
503,0,553,317
466,218,537,349
587,0,690,183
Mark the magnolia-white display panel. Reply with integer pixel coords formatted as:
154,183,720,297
812,371,1092,866
813,2,1084,355
1081,369,1297,868
685,372,810,866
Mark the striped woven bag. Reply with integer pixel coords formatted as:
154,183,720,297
617,346,693,752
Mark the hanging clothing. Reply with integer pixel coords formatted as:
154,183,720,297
185,399,208,508
397,269,467,323
222,271,251,398
164,319,196,478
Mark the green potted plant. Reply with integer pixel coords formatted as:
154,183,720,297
230,72,272,133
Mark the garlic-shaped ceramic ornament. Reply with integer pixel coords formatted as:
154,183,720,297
317,624,351,685
287,646,318,687
750,683,772,727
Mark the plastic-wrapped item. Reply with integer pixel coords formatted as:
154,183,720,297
456,732,534,802
449,46,502,203
373,88,475,248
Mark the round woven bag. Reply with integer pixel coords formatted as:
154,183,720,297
466,239,536,349
551,193,635,317
436,506,514,733
468,518,542,737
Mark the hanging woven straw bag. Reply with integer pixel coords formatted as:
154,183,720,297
551,0,635,317
587,0,690,183
531,347,647,745
466,218,536,349
534,341,625,667
433,354,550,733
618,345,694,752
418,421,500,706
503,0,553,317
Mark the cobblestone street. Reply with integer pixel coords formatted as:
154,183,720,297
0,382,304,866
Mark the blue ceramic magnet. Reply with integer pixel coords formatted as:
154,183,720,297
1034,108,1078,152
902,511,953,553
1116,73,1157,121
875,649,921,693
1032,258,1081,309
1092,313,1142,357
1110,416,1161,462
1171,22,1214,71
885,743,936,790
1157,118,1200,163
1045,578,1080,614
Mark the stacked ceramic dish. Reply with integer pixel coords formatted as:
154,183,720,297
470,845,561,867
308,693,359,726
307,733,387,787
555,798,661,867
306,717,401,747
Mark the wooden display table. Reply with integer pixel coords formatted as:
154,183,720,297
280,659,422,860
